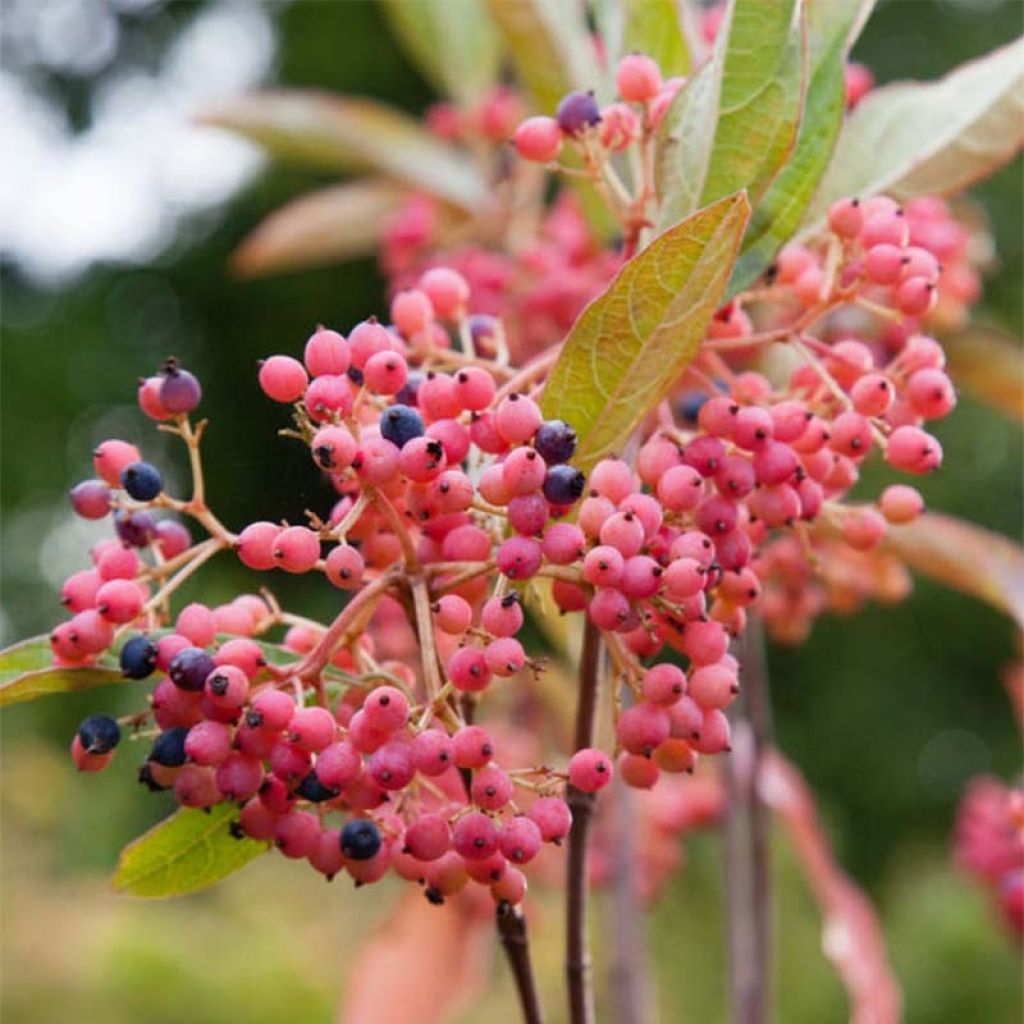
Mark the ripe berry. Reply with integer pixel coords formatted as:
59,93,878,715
556,90,601,135
543,465,586,505
149,726,189,767
70,479,111,519
119,634,157,679
380,404,425,448
341,819,382,861
534,419,578,464
159,365,202,413
119,461,163,502
168,646,216,692
78,714,121,754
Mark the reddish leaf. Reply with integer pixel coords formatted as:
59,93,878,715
337,891,491,1024
760,749,902,1024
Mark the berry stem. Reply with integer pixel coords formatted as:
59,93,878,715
410,575,449,709
368,487,420,571
139,537,224,617
566,619,603,1024
722,616,773,1024
496,901,546,1024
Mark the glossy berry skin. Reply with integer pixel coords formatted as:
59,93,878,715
340,819,382,861
78,714,121,754
120,461,163,501
70,479,111,519
380,404,425,448
556,90,601,136
119,634,157,679
159,366,202,414
168,646,216,692
543,465,586,505
149,726,189,767
534,419,578,464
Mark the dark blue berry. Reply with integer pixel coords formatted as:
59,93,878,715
78,714,121,754
114,509,157,547
534,420,578,464
120,634,157,679
543,465,586,505
380,404,425,448
340,819,382,861
138,762,167,792
347,365,365,386
160,364,201,413
120,461,164,501
556,90,600,136
168,646,215,692
395,370,424,407
298,772,339,803
150,726,189,767
677,391,709,424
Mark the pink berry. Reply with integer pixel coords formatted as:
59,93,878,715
879,483,924,523
95,578,144,624
448,646,492,692
453,811,499,860
472,764,514,810
453,725,495,769
259,355,308,403
419,268,469,320
642,663,687,706
499,816,543,864
237,521,282,571
406,814,451,861
411,729,455,776
304,327,350,376
272,526,321,573
568,747,613,792
616,53,661,102
363,686,409,733
494,394,542,445
513,116,562,162
528,796,572,843
885,425,943,474
827,197,863,238
93,440,141,487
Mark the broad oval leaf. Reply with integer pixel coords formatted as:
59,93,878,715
885,512,1024,628
232,180,407,278
381,0,500,110
483,0,596,111
541,191,751,470
657,0,805,231
804,37,1024,224
112,803,268,898
199,91,488,211
730,0,875,291
943,325,1024,422
0,635,122,708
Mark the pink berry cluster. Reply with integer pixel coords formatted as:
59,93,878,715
954,776,1024,938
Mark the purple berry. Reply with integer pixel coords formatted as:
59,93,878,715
534,419,578,464
556,90,601,136
543,465,586,505
114,509,157,547
159,364,202,413
69,479,111,520
168,646,216,692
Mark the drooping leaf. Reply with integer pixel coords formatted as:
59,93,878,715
804,37,1024,225
885,512,1024,628
0,635,122,708
199,91,488,211
657,0,805,231
761,749,903,1024
483,0,596,111
942,325,1024,422
231,180,407,278
541,191,750,470
596,0,691,78
338,891,491,1024
111,804,268,899
730,0,875,290
380,0,500,109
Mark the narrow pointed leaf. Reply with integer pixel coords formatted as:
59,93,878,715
730,0,875,290
657,0,805,230
231,180,407,278
884,512,1024,628
483,0,595,111
199,91,487,210
381,0,500,109
541,192,750,470
111,804,268,898
804,37,1024,225
0,635,122,707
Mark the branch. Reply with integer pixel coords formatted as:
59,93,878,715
566,620,603,1024
496,902,546,1024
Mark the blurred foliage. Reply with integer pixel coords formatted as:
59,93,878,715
1,1,1021,1022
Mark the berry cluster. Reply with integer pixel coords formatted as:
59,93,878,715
954,776,1024,937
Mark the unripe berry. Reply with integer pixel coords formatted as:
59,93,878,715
325,544,365,590
513,115,563,161
93,440,142,487
452,725,495,769
885,426,943,474
419,268,470,320
304,327,350,377
568,747,613,792
237,521,282,571
259,355,308,403
827,197,863,238
70,479,111,519
272,526,321,573
528,796,572,843
472,764,514,809
879,484,924,523
616,53,661,102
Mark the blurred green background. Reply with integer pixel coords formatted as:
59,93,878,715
1,1,1021,1022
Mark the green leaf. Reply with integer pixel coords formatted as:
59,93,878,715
804,37,1024,225
231,180,409,278
199,90,487,211
541,192,750,471
482,0,596,111
657,0,805,231
380,0,500,109
597,0,691,78
0,635,123,708
730,0,874,290
111,804,268,899
884,513,1024,628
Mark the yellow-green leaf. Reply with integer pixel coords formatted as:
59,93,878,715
943,325,1024,422
112,804,269,899
231,180,407,278
657,0,805,231
381,0,500,109
483,0,596,111
804,37,1024,224
730,0,874,290
885,513,1024,627
541,191,751,471
0,635,123,708
199,90,487,211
